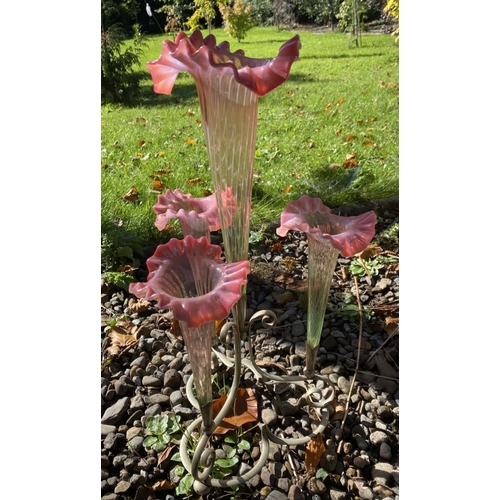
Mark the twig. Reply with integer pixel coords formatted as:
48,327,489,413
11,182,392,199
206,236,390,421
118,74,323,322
338,277,363,447
364,326,399,366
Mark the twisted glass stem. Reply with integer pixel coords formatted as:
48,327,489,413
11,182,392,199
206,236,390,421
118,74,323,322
195,73,258,333
305,235,340,375
178,320,215,431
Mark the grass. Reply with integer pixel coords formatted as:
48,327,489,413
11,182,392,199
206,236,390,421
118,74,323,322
101,26,399,247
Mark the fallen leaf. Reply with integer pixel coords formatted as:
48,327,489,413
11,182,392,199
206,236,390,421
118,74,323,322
255,359,288,374
325,102,332,111
128,298,151,313
331,404,346,420
342,158,358,168
215,319,226,336
187,109,195,116
384,316,399,336
337,97,345,105
154,168,171,175
139,139,146,147
203,189,212,196
305,433,326,473
151,479,174,491
157,444,176,467
273,291,295,305
116,264,136,274
346,152,357,160
184,138,196,145
362,140,376,147
152,178,165,191
122,186,138,202
357,245,383,259
270,242,283,253
170,318,182,339
212,388,258,435
343,134,357,143
284,185,293,194
335,128,342,136
187,177,202,186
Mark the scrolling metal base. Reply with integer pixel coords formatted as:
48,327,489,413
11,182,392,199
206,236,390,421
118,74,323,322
179,310,336,494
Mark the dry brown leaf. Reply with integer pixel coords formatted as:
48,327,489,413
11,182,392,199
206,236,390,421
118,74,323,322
273,291,295,305
122,186,138,202
157,444,176,467
215,319,226,336
116,264,137,274
184,138,196,145
151,479,174,491
284,185,293,194
154,168,171,175
342,158,358,168
128,298,151,313
152,178,165,191
331,404,346,420
337,97,345,105
346,152,357,160
270,242,283,253
138,139,146,147
357,245,383,259
212,388,258,435
305,433,326,473
255,359,288,374
362,140,376,147
384,317,399,336
170,318,182,339
343,134,357,143
187,177,202,185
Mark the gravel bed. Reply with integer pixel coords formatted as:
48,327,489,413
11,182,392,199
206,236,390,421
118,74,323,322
101,202,399,500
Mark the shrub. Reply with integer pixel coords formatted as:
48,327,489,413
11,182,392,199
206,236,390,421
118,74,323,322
218,0,255,42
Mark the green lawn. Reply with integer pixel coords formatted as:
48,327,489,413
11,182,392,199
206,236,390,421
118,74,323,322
101,26,399,248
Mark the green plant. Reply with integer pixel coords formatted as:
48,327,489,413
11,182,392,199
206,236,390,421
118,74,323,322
101,229,144,273
185,0,217,32
101,271,137,291
219,0,255,42
101,22,146,103
142,414,183,452
348,256,383,276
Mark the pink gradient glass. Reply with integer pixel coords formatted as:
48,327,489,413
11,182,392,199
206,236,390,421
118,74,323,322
129,235,250,430
147,29,300,333
153,188,234,241
277,195,377,376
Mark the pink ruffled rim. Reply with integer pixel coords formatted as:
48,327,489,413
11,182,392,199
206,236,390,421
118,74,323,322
276,195,377,257
153,188,221,232
147,29,301,97
129,235,250,328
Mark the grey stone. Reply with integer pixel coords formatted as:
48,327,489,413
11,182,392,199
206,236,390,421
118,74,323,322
260,466,275,486
291,320,306,337
144,404,162,418
128,436,144,451
371,462,394,486
149,393,169,405
101,397,130,425
288,484,306,500
103,432,125,451
168,357,184,371
142,376,161,387
306,478,326,495
329,488,347,500
321,336,338,351
277,477,291,493
114,480,131,494
337,376,351,394
320,446,338,472
370,430,389,445
268,440,282,461
266,490,288,500
101,424,117,436
101,495,118,500
130,356,147,369
169,390,184,406
261,408,278,426
163,369,182,389
358,486,374,499
379,442,392,460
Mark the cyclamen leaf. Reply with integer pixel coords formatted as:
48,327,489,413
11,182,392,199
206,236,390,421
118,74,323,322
215,457,239,468
143,436,158,448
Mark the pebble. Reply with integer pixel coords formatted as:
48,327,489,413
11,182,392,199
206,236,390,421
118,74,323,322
101,397,130,425
261,408,278,426
379,442,392,459
371,462,394,486
370,430,389,445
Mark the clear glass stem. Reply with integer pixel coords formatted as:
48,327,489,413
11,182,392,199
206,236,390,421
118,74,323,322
306,236,340,374
195,73,259,333
179,218,211,241
179,320,214,431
